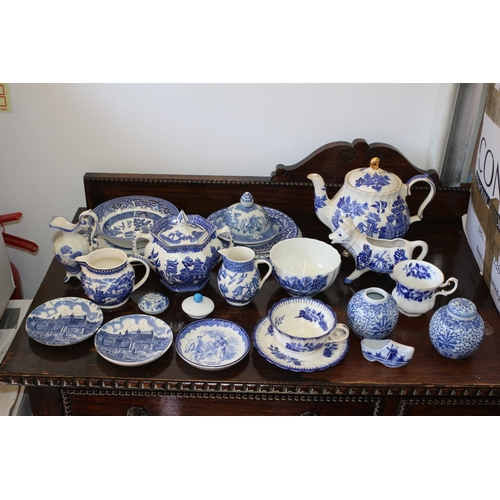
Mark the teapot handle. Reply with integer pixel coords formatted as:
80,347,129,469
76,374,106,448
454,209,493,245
406,174,437,224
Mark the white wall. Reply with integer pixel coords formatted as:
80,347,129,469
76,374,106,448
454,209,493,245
1,83,455,299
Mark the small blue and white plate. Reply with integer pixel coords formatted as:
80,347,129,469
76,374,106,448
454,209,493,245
176,319,250,371
253,316,349,372
138,292,170,314
207,207,300,258
95,314,173,366
25,297,103,346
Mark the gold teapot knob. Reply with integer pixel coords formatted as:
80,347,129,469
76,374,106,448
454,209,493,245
369,157,380,170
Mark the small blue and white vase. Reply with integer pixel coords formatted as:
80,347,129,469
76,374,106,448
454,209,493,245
347,287,399,339
429,298,485,359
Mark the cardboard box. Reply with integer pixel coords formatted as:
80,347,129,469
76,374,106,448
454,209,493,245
0,235,15,319
465,83,500,314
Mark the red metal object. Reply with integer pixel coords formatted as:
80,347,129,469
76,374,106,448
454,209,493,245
1,212,39,300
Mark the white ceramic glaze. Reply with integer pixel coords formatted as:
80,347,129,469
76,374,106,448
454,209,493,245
217,246,272,306
391,259,458,317
133,211,231,293
268,297,349,359
329,218,428,283
308,157,436,239
75,248,150,309
181,293,215,319
269,237,341,296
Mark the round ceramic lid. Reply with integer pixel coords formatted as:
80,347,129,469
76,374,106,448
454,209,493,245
182,293,215,319
447,298,477,319
138,292,170,314
346,157,401,193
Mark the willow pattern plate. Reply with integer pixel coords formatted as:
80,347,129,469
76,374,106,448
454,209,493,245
92,196,179,248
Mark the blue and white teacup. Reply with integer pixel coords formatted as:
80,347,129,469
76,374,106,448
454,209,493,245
391,259,458,317
268,297,349,358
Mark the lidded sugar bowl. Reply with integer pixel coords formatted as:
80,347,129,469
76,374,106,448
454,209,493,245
221,192,279,244
133,210,232,292
429,298,485,359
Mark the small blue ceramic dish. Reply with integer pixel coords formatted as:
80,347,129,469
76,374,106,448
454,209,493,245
138,292,170,314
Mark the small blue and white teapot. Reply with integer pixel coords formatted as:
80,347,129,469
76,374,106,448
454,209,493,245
133,211,232,293
308,157,436,239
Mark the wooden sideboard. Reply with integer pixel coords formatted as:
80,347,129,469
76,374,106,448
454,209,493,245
1,138,499,416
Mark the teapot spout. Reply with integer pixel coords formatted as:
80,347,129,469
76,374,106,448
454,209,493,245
307,173,335,230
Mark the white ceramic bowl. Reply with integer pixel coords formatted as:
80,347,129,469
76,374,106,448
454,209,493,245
269,237,341,296
268,297,349,357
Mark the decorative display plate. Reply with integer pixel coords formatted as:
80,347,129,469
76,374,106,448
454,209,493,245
25,297,104,346
92,196,179,248
253,316,349,372
207,207,300,258
176,319,250,371
95,314,173,366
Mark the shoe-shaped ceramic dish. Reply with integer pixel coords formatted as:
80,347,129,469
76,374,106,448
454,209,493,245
360,339,414,368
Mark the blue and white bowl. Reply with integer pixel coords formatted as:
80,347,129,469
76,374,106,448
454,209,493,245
268,297,349,358
269,238,341,296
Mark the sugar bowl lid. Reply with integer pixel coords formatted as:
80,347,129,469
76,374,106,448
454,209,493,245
221,192,278,244
346,157,402,194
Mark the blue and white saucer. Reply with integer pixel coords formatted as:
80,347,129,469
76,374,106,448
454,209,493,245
207,207,300,258
95,314,173,366
176,318,250,371
253,316,349,372
25,297,103,346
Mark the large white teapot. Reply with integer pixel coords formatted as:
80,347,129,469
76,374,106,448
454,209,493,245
308,157,436,239
133,210,231,293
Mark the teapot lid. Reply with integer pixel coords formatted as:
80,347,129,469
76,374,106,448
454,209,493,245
152,210,215,247
346,157,401,194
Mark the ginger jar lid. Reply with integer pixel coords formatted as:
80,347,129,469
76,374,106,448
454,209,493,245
346,157,402,194
447,298,477,320
221,192,278,244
